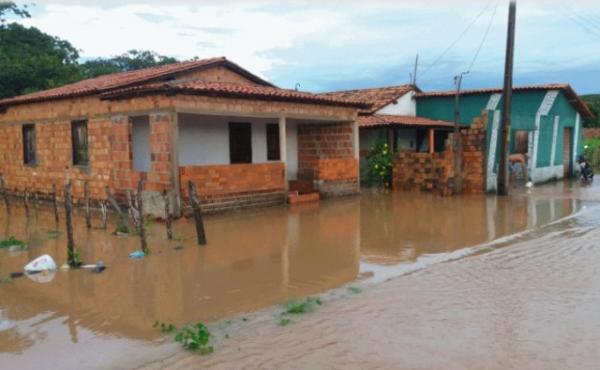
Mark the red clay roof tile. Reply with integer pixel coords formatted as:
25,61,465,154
320,85,416,114
101,80,368,108
358,114,453,128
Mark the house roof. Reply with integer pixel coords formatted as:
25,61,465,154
416,84,594,119
0,57,279,109
358,114,454,128
101,80,368,108
320,85,417,114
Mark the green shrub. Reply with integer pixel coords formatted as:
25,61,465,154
365,139,393,188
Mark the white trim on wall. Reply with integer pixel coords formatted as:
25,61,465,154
486,110,501,191
550,115,560,166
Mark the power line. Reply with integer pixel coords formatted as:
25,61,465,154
466,0,499,73
558,3,600,38
418,2,493,79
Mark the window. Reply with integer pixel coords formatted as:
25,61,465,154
229,122,252,164
71,120,89,166
266,123,280,161
22,124,36,165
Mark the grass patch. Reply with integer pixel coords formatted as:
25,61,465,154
153,320,176,333
347,286,362,294
175,323,214,355
153,321,214,355
284,297,323,315
0,236,26,250
1,276,12,284
279,318,292,326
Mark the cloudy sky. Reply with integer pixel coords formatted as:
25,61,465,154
11,0,600,94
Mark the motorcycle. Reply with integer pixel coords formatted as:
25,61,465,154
577,154,594,182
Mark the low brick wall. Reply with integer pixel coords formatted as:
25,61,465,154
392,114,487,195
179,162,286,212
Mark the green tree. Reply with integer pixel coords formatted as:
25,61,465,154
0,23,82,98
0,1,30,23
582,95,600,128
81,50,178,78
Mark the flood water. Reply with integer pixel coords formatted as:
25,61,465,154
0,181,597,369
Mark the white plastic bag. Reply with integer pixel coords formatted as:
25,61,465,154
24,254,57,273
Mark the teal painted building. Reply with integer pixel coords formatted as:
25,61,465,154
416,84,594,190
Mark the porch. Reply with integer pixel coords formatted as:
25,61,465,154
121,111,360,215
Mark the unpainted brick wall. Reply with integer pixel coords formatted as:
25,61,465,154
392,114,487,195
297,122,358,196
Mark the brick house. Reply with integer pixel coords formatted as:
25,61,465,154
0,57,365,215
321,85,453,180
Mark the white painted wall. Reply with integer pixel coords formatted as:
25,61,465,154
177,114,297,177
376,90,417,116
286,121,298,180
131,116,151,172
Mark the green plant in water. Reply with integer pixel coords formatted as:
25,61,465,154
365,138,393,188
284,297,323,315
0,236,26,249
68,248,83,267
2,276,12,284
47,229,61,240
279,318,292,326
174,322,214,355
115,214,130,235
348,286,362,294
153,320,176,333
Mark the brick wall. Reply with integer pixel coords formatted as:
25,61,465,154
297,122,358,196
179,162,286,212
392,114,487,195
583,128,600,140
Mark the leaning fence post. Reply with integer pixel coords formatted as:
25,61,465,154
136,180,148,253
126,189,140,230
64,181,77,267
105,186,124,216
187,181,207,245
52,183,59,223
162,190,173,240
100,201,108,230
84,181,91,228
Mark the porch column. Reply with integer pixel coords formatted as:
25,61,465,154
428,128,435,154
352,120,359,160
279,116,288,190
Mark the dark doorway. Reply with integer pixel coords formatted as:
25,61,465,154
563,127,572,177
229,122,252,164
514,130,529,154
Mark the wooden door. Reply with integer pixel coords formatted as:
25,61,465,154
563,127,572,177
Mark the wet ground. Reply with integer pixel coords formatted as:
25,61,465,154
1,180,599,369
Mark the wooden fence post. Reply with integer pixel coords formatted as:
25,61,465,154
136,180,148,253
64,181,77,266
52,183,59,223
23,190,30,218
100,201,108,230
188,181,207,245
162,190,173,240
84,181,91,228
0,175,8,211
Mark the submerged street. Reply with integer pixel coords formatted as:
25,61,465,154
0,181,599,369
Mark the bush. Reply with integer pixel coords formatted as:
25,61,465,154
365,139,393,188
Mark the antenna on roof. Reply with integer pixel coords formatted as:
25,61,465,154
411,54,419,86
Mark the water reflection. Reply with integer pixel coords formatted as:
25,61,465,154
0,187,582,360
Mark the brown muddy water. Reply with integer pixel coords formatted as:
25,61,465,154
0,181,598,369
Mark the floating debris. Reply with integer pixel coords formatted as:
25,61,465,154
128,250,146,259
24,255,57,273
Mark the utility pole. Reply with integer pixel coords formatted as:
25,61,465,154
412,54,419,86
497,0,517,195
453,73,467,194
